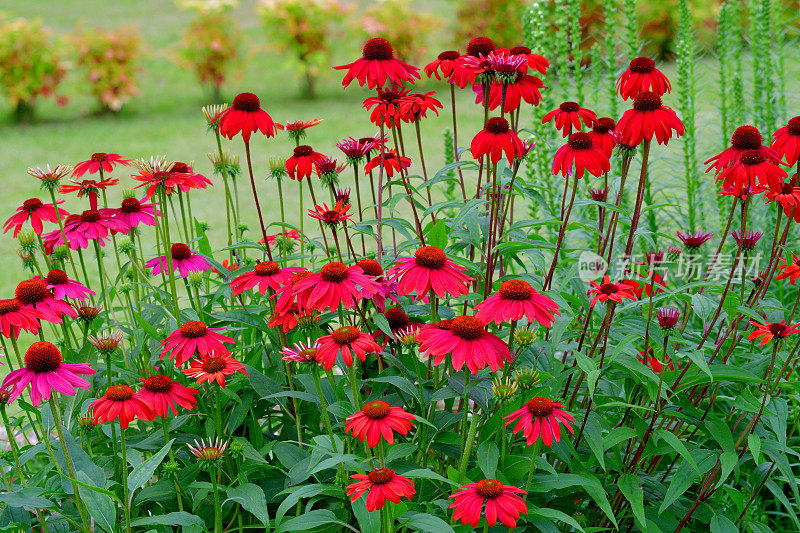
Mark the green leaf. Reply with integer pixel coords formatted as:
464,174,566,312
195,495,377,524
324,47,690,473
274,509,337,533
654,429,699,474
130,512,204,528
274,484,329,526
710,514,738,533
352,498,380,533
225,483,270,526
0,489,55,509
402,468,460,486
128,439,173,495
397,512,456,533
428,219,448,249
530,507,586,532
78,472,116,533
748,434,761,465
476,441,499,479
618,474,646,528
684,350,712,381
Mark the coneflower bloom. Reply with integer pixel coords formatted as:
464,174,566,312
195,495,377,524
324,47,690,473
657,307,681,331
345,400,415,448
471,117,526,165
15,279,77,324
589,117,618,156
399,91,443,122
73,153,130,177
542,102,597,137
273,271,315,316
27,164,73,189
509,45,549,74
112,197,158,229
417,315,511,374
285,145,326,181
280,340,320,364
347,468,415,511
170,162,212,192
616,92,684,146
268,303,316,333
160,321,235,366
677,230,714,253
450,37,496,88
87,330,123,353
3,198,67,237
335,37,420,89
1,341,94,406
424,50,461,79
314,157,345,186
337,137,375,165
357,258,398,312
718,150,788,195
291,262,378,312
188,438,228,461
42,269,94,301
449,479,528,529
504,397,575,447
771,116,800,166
138,375,200,417
54,209,128,249
229,261,303,296
363,151,411,177
732,230,764,252
389,246,472,301
748,319,800,345
776,254,800,284
758,181,800,221
144,243,211,278
315,326,381,371
704,125,779,176
587,276,637,307
589,187,610,202
91,384,155,429
308,201,353,226
637,351,681,372
0,299,43,339
484,73,544,113
277,119,323,144
183,352,248,387
616,57,672,100
552,132,611,179
475,280,560,327
214,92,277,142
363,86,411,127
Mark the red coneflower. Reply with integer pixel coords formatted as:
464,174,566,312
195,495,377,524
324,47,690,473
471,117,526,165
363,150,411,177
757,181,800,221
509,45,549,75
59,177,121,207
229,261,303,297
732,229,764,252
776,254,800,284
389,246,472,301
345,400,415,448
138,375,200,417
214,93,277,142
418,315,511,374
314,157,345,186
0,299,43,339
130,158,190,199
42,269,94,301
616,92,684,146
590,117,618,156
449,37,496,88
399,92,443,122
657,307,681,331
483,73,544,113
277,118,323,144
291,262,378,313
268,303,311,333
159,320,235,366
52,209,128,250
3,198,67,237
616,57,672,100
587,275,637,307
347,468,416,511
315,326,381,371
504,396,575,447
170,162,212,192
182,352,248,387
335,37,420,89
273,271,315,316
111,196,158,229
552,132,611,179
748,319,800,345
286,145,326,182
637,351,681,372
363,86,411,127
589,187,610,202
280,340,320,364
15,279,77,324
542,102,597,137
718,150,788,195
73,152,130,177
308,201,353,226
771,116,800,166
424,50,461,80
704,125,779,176
144,243,211,278
677,230,714,252
622,272,666,300
475,280,560,327
91,384,155,429
449,479,528,529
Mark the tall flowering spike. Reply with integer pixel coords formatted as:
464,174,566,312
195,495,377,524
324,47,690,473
552,132,611,179
771,116,800,166
542,102,597,137
504,396,575,447
449,479,528,529
471,117,526,165
73,152,130,177
616,57,672,100
748,319,800,346
345,400,415,448
334,37,420,89
389,246,473,301
347,468,416,512
417,315,512,374
587,275,637,307
214,92,277,142
475,279,560,327
616,91,684,146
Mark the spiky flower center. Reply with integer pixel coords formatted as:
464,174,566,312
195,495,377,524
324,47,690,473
466,37,495,57
475,479,504,498
598,282,619,295
414,246,447,270
0,299,20,314
91,153,109,162
362,400,391,419
384,307,409,330
526,397,555,417
499,280,534,301
367,468,395,484
78,306,100,318
568,132,593,150
356,259,383,276
232,92,260,113
254,261,280,277
740,151,766,166
438,50,460,61
293,145,313,158
589,188,609,201
731,125,762,150
298,348,317,361
363,37,394,60
629,57,655,73
769,323,790,337
120,198,142,213
510,45,532,55
633,92,662,111
46,269,69,286
22,198,44,212
320,262,349,282
15,279,50,304
171,243,192,261
331,326,360,344
379,91,402,103
202,357,226,373
787,117,800,136
450,316,483,341
170,162,190,173
142,375,173,393
180,321,208,338
81,210,101,223
559,101,580,113
105,384,134,401
25,341,62,373
657,308,680,329
593,117,616,133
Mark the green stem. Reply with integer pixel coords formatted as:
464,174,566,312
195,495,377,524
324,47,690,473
457,403,480,482
49,397,90,531
120,426,132,533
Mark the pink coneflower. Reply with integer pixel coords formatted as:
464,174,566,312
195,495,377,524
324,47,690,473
704,125,779,176
337,137,376,165
347,468,415,512
771,116,800,166
475,279,560,327
424,50,461,80
56,209,128,249
273,271,315,316
732,230,764,252
417,315,511,374
42,269,94,301
449,479,528,529
138,374,200,417
308,201,353,226
268,303,315,333
389,246,473,301
335,38,420,89
363,151,411,177
471,117,526,165
590,117,618,156
542,102,596,137
280,340,320,364
15,279,77,324
357,258,398,312
552,132,611,179
183,352,248,387
616,57,672,100
160,321,234,366
229,261,303,297
0,299,43,339
316,326,381,371
73,152,130,177
144,243,211,278
748,319,800,346
345,400,415,448
112,197,158,229
718,150,788,195
677,230,714,252
291,261,378,313
91,384,155,429
3,198,68,237
170,162,212,192
286,145,326,182
27,164,73,189
188,438,229,461
214,93,277,142
1,341,94,406
657,307,681,332
59,178,120,209
587,276,637,307
504,397,575,447
616,92,684,146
